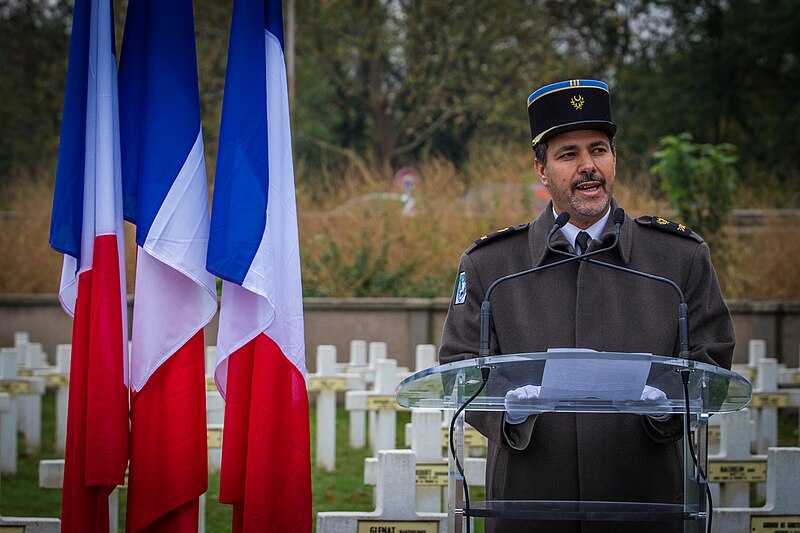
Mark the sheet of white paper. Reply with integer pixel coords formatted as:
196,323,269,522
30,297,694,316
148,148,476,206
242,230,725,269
539,357,651,401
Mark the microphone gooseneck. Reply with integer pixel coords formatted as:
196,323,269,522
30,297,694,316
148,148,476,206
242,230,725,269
544,208,691,358
478,210,622,357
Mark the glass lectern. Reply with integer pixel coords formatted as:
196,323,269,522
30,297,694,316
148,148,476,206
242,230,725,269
395,350,752,532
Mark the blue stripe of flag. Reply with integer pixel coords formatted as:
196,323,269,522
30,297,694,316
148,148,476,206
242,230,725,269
118,0,202,245
265,0,284,49
208,0,285,285
49,0,92,259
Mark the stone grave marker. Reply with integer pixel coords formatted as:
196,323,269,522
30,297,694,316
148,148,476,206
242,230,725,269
714,447,800,531
316,449,447,533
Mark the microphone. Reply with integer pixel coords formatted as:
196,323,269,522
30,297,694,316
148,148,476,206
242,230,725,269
546,208,691,358
478,210,623,357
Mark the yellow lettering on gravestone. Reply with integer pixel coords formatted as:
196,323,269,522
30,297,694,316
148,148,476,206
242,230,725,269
357,521,438,533
207,427,223,449
308,377,348,392
0,381,32,394
706,426,721,446
751,515,800,533
441,427,486,448
751,393,790,408
47,375,69,387
708,460,767,482
366,396,406,411
416,463,449,486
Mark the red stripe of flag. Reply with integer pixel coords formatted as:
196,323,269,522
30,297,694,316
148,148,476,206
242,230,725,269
220,334,311,531
62,234,129,532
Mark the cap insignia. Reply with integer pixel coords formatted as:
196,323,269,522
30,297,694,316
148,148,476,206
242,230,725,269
570,95,585,110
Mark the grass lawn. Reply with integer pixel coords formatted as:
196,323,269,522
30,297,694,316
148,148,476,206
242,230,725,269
6,390,794,530
0,391,421,531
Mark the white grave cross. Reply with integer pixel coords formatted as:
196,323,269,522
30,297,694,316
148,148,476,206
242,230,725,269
316,450,447,533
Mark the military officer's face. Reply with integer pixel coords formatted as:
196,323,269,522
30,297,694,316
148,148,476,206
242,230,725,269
534,129,616,229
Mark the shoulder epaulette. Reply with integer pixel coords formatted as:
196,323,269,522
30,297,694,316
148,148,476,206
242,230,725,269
635,215,702,242
467,222,530,253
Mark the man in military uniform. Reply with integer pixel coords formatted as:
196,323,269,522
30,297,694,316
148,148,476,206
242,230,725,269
438,80,735,532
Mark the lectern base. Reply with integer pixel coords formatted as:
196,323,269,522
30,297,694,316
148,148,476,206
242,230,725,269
463,500,701,522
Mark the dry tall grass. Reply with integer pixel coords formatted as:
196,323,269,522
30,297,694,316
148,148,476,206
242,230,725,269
0,149,797,300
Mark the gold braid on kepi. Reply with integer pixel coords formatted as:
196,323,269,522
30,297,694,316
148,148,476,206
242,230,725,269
527,79,617,148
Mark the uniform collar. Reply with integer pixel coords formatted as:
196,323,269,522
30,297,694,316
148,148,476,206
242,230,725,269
529,198,633,266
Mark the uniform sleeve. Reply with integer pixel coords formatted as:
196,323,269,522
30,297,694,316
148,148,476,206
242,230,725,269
438,251,536,449
683,242,735,369
439,252,487,365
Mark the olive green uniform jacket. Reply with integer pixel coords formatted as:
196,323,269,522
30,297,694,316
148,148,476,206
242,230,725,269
438,200,735,533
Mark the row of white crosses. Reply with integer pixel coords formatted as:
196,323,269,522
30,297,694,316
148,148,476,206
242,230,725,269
319,339,800,531
0,332,67,475
308,340,414,471
1,332,64,532
706,338,800,519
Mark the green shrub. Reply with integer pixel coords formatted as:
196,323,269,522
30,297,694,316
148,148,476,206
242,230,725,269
651,132,738,256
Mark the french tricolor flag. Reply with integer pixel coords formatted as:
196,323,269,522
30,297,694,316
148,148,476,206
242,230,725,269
207,0,311,530
49,0,129,530
118,0,217,530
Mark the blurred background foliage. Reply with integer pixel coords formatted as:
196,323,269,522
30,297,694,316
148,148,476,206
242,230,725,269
1,0,799,299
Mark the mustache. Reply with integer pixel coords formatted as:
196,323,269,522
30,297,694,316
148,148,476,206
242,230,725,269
572,172,606,191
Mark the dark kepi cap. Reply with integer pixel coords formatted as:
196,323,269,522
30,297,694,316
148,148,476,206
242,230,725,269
528,79,617,148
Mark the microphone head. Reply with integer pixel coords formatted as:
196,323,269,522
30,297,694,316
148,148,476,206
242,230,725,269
613,208,625,226
554,212,570,228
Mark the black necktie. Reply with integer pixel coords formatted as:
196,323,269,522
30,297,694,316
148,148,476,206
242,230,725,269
576,231,591,255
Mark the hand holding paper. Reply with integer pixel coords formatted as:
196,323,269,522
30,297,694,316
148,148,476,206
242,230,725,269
504,385,542,424
640,385,667,401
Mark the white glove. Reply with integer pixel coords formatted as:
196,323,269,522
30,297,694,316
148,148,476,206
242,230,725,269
504,385,542,424
641,385,667,401
641,385,670,420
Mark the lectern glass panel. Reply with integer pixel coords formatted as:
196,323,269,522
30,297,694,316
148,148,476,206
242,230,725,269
396,351,752,533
